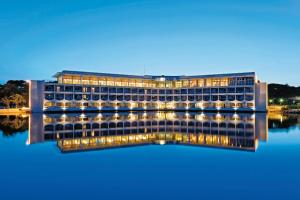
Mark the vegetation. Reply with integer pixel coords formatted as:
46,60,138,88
268,84,300,99
0,80,29,108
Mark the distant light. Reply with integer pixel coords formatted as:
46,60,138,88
158,140,166,145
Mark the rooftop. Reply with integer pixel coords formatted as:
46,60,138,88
54,70,256,80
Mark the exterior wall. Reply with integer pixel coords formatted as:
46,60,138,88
29,80,45,113
28,72,268,112
255,82,268,112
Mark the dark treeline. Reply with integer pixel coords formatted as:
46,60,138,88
0,80,29,108
268,84,300,99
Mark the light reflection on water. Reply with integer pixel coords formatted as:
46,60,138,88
0,112,300,200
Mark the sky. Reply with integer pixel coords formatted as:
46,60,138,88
0,0,299,85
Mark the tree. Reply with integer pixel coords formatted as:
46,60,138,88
10,94,26,108
1,97,11,108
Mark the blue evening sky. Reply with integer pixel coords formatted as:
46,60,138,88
0,0,299,85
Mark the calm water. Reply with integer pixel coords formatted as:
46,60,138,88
0,112,299,200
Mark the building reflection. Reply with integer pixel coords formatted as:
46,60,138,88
27,112,268,153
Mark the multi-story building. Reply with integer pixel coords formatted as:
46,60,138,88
29,70,268,112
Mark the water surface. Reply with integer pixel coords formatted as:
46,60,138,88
0,112,299,200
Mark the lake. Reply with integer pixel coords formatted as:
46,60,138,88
0,112,299,200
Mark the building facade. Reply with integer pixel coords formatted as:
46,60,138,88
29,70,268,112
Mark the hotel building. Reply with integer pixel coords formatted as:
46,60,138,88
29,70,268,112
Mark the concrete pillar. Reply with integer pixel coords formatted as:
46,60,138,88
255,82,268,112
29,80,45,113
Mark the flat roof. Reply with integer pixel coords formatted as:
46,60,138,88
54,70,256,80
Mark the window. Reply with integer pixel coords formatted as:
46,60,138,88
55,94,64,101
188,96,195,101
211,88,218,94
227,88,235,93
236,95,244,101
245,87,254,93
109,88,116,93
101,87,108,93
45,85,55,92
181,89,187,94
159,96,165,101
219,95,226,101
188,89,195,94
65,86,73,92
159,89,165,94
236,87,244,93
92,95,100,101
219,88,226,93
101,95,108,101
228,95,235,101
195,88,202,94
203,95,210,101
211,95,218,101
45,93,54,100
65,94,73,100
117,88,123,93
245,95,254,101
74,94,82,100
74,86,83,92
83,94,91,101
124,88,130,93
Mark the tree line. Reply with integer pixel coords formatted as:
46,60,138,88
268,83,300,99
0,80,29,108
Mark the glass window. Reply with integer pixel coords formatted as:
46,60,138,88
131,88,138,94
211,88,218,93
203,95,210,101
195,88,202,94
65,86,73,92
45,85,55,92
219,88,226,93
236,87,244,93
188,89,195,94
181,89,187,94
45,93,54,100
203,88,210,94
124,88,131,93
188,96,195,101
92,95,100,101
101,95,108,101
117,88,124,93
109,95,116,101
83,94,91,100
211,95,218,101
74,86,83,92
228,95,235,101
101,87,108,93
75,94,82,100
227,88,235,93
55,93,64,101
236,95,244,101
245,87,254,93
117,95,123,101
174,96,180,101
109,88,116,93
65,94,73,100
